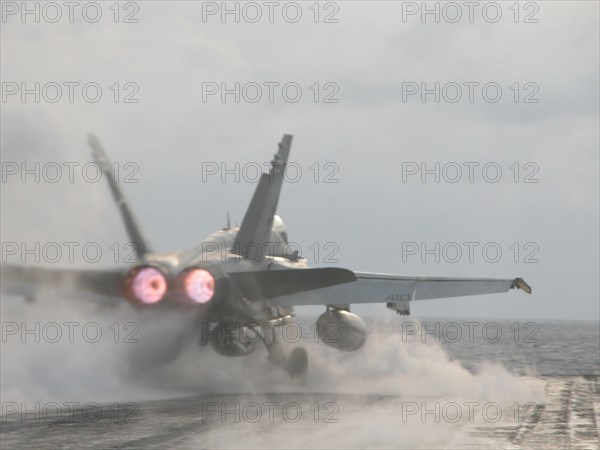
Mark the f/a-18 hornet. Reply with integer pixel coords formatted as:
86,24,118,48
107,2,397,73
2,134,531,378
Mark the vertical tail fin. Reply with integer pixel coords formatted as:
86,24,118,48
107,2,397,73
232,134,292,261
88,133,152,258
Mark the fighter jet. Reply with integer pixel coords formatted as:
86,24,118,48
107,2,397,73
1,134,531,378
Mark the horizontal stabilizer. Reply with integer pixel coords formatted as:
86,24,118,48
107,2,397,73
229,267,356,301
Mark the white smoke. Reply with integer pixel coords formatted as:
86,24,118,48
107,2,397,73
1,305,545,400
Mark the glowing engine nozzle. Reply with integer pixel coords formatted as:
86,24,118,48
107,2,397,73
124,266,167,305
178,268,215,304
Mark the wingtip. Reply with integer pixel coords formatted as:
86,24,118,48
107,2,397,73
512,277,532,294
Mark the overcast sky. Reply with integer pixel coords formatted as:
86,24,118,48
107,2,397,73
1,1,598,320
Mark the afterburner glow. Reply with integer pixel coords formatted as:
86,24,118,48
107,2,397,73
181,268,215,304
127,267,167,304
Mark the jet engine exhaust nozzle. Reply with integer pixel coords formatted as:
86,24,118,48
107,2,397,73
124,265,168,305
177,268,216,304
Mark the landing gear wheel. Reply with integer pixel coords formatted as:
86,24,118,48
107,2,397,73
287,346,308,379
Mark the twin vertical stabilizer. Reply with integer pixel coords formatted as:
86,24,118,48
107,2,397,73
232,134,293,261
88,133,152,258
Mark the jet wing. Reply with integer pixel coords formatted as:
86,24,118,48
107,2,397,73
269,271,531,307
229,268,356,301
1,264,125,302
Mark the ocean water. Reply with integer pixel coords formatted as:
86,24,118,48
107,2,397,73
365,318,600,376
